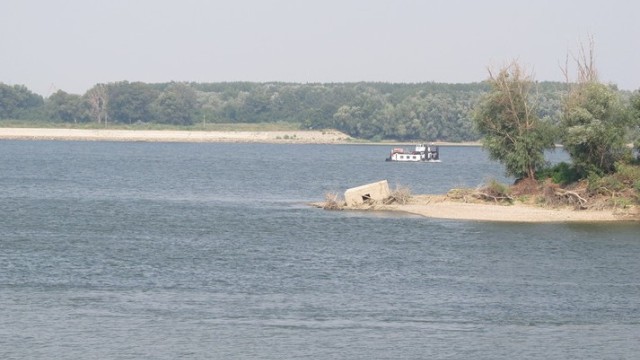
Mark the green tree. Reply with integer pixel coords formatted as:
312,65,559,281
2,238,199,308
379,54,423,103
107,82,158,124
152,83,197,125
560,41,632,175
46,90,86,123
630,91,640,156
0,83,44,119
473,62,556,180
562,83,631,175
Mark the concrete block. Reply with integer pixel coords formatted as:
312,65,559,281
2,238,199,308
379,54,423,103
344,180,390,207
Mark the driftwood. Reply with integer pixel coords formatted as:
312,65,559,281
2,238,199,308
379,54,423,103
384,186,413,205
473,192,514,203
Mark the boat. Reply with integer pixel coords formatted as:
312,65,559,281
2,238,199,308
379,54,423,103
385,143,441,162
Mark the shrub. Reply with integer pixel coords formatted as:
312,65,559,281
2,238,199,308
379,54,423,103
536,162,581,185
386,185,412,205
475,179,513,203
484,179,511,197
587,163,640,196
322,192,344,210
614,162,640,187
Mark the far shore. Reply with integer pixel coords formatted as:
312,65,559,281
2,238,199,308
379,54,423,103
0,127,352,144
0,127,480,146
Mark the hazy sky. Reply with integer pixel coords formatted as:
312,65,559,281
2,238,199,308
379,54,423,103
2,0,639,96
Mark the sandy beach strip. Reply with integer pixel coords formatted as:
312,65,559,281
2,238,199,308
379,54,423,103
0,128,352,144
379,195,638,223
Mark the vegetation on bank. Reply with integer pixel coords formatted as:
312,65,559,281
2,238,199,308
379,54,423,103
0,80,602,143
472,41,640,212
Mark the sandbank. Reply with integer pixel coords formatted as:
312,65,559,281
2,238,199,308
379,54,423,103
387,195,638,222
346,195,639,223
0,128,352,144
0,127,479,146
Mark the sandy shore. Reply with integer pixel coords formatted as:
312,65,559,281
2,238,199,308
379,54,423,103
0,128,353,144
0,127,480,146
375,195,639,223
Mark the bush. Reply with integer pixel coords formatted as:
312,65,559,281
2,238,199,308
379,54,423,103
536,162,581,185
484,179,511,197
475,179,513,203
386,185,413,205
614,162,640,187
587,162,640,196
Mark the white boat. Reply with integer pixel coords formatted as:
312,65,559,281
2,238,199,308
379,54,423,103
385,144,441,162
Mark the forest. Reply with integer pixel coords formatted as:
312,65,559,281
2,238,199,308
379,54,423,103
0,80,611,142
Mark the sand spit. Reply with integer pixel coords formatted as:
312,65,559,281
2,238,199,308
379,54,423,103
0,128,352,144
376,195,639,223
314,194,639,223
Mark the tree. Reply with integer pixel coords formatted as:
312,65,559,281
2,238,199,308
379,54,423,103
107,82,158,124
0,83,44,119
85,84,109,126
473,61,556,180
560,39,632,175
629,91,640,157
46,90,86,123
152,83,198,125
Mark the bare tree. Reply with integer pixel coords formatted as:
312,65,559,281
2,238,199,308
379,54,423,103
86,84,109,126
561,35,598,85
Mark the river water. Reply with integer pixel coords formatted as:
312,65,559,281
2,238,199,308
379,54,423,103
1,141,638,359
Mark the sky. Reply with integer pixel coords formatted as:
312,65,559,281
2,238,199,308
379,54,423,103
2,0,639,96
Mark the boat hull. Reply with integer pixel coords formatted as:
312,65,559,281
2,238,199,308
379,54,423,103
385,143,441,162
385,156,442,162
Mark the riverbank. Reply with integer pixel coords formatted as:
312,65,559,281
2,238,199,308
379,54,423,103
385,195,638,222
0,128,354,144
0,127,481,146
316,194,639,223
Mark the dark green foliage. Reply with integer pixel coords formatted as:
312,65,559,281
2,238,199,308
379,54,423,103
536,162,581,185
584,163,640,202
107,82,158,124
561,82,632,176
613,162,640,189
151,83,197,125
45,90,87,123
0,83,44,119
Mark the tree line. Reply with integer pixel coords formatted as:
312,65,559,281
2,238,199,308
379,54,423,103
0,80,600,142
